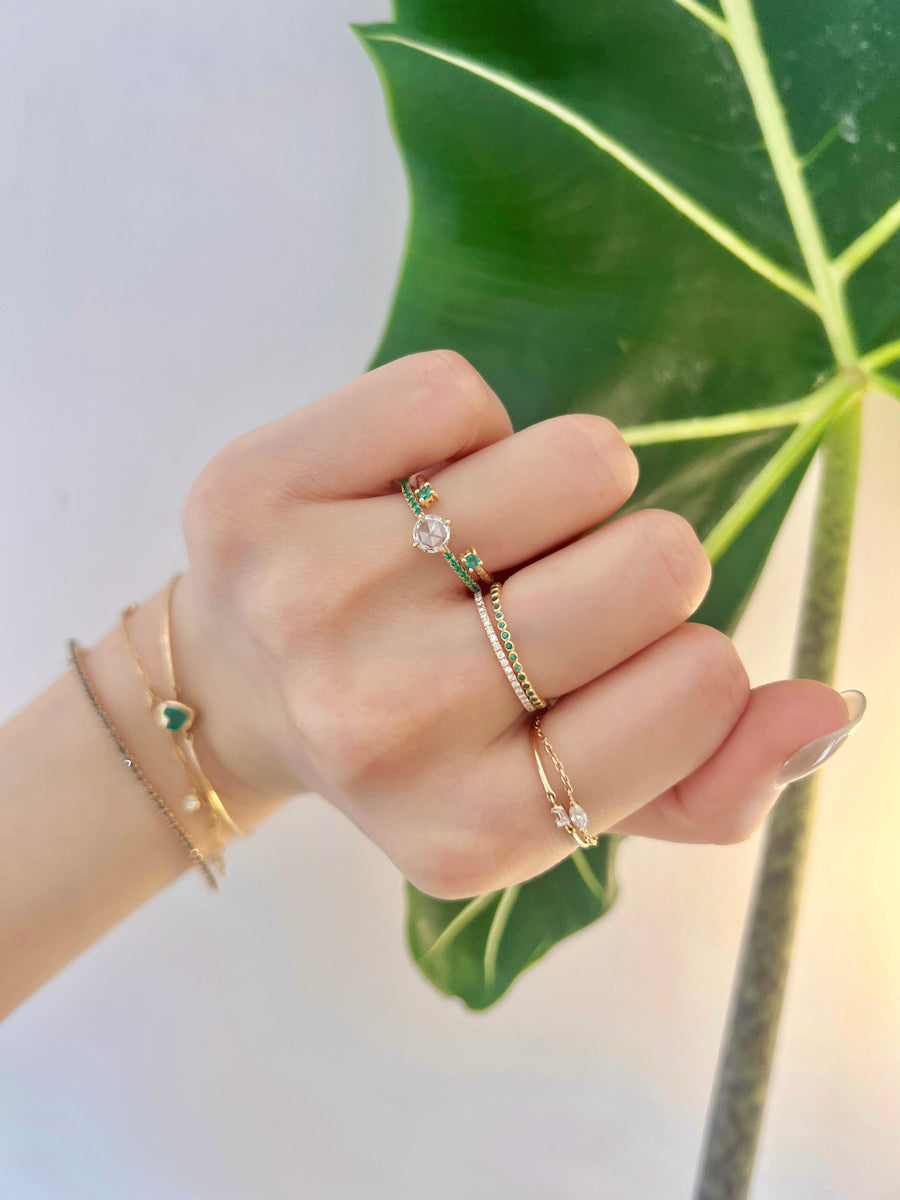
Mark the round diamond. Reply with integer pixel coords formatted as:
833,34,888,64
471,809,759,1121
413,514,451,553
184,794,201,813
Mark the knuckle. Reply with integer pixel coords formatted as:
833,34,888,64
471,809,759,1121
406,846,486,902
708,808,764,846
547,413,640,503
641,508,712,619
408,348,491,432
181,447,252,572
679,623,750,731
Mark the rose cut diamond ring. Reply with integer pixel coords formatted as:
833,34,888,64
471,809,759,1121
399,474,491,594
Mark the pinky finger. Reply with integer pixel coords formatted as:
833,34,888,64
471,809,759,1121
606,680,862,844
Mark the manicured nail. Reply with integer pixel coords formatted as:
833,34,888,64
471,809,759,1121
774,689,867,786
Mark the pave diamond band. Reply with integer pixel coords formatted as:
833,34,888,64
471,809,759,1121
487,583,547,711
474,591,536,713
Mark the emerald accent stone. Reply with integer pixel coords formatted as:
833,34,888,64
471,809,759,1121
158,701,194,732
419,483,433,500
509,653,517,662
464,552,480,569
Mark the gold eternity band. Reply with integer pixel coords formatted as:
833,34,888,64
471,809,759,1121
474,590,537,713
486,582,547,710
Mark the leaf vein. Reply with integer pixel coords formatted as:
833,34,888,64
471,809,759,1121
483,884,521,989
420,890,499,962
364,30,819,312
570,849,608,904
670,0,731,41
834,196,900,282
719,0,856,362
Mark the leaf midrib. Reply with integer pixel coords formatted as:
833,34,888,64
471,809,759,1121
362,29,819,311
362,14,900,349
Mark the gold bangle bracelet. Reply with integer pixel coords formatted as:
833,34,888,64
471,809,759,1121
121,575,242,872
67,639,219,890
488,583,547,710
531,715,598,848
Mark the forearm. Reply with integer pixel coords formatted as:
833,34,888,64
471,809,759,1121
0,583,292,1019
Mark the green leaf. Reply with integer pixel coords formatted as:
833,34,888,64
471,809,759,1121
353,0,898,1007
408,839,621,1010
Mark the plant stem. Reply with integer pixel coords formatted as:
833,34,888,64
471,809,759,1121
693,397,862,1199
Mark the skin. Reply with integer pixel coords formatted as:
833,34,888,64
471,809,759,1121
0,350,851,1017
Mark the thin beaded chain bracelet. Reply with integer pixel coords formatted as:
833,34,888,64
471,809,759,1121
67,640,219,890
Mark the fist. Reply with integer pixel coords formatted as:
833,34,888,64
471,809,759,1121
172,351,852,898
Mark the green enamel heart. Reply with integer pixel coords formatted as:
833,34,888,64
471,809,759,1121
159,702,192,732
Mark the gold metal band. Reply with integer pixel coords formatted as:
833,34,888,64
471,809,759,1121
67,639,219,890
487,582,547,710
474,590,536,712
460,546,494,586
120,575,242,875
400,475,491,593
531,715,598,848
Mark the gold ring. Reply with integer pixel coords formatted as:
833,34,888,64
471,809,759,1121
531,715,598,848
488,582,547,710
474,590,536,712
460,547,494,586
400,475,486,595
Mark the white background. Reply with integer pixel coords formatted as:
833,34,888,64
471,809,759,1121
1,3,898,1197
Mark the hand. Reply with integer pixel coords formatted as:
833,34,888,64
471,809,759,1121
171,350,852,898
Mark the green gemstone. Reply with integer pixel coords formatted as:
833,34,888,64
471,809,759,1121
498,621,506,630
161,702,191,732
464,553,480,569
509,653,517,662
419,483,433,499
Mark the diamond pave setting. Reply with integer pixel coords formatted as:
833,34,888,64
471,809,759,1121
413,514,452,554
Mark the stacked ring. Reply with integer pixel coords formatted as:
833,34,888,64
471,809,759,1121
460,547,494,586
400,474,489,594
531,715,599,848
487,583,547,710
474,591,537,713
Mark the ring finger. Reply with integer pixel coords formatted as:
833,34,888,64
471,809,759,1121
493,505,713,705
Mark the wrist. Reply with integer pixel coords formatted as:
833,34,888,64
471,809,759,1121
95,581,295,851
167,573,306,815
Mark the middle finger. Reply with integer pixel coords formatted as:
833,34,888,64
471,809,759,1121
420,412,640,574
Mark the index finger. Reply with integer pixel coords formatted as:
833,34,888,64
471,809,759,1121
237,350,514,499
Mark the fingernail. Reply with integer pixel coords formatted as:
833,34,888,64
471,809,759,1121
774,689,867,786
